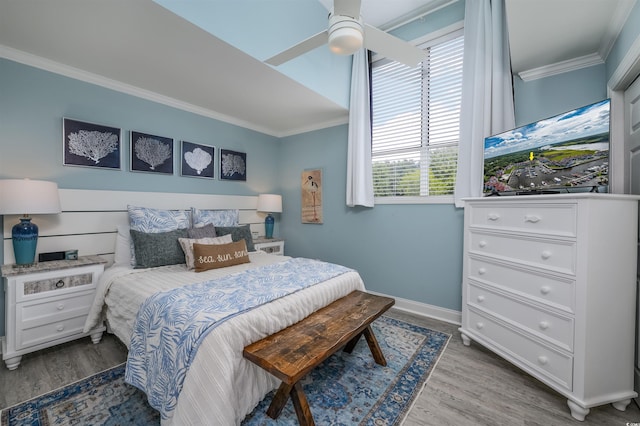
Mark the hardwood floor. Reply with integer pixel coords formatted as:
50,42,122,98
1,309,639,425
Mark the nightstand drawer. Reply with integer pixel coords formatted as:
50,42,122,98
17,315,88,350
23,272,93,296
18,291,94,324
15,264,100,303
254,239,285,256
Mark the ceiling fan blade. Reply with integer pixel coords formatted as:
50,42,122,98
334,0,361,18
265,31,329,66
363,24,426,68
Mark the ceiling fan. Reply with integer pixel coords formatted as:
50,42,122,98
265,0,426,68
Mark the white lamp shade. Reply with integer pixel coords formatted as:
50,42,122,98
257,194,282,213
0,179,62,215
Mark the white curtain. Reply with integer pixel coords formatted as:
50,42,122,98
454,0,515,208
346,48,374,208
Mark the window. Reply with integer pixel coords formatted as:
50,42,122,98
371,31,464,202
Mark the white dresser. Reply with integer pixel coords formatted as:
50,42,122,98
1,256,107,370
459,194,639,421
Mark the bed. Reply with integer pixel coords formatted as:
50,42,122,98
82,207,366,425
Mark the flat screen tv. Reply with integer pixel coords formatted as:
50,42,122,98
483,98,610,195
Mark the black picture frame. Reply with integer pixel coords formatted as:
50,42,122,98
130,131,174,174
63,118,121,169
219,149,247,181
181,141,215,179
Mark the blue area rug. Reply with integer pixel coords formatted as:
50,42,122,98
1,316,449,426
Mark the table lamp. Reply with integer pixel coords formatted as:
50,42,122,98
0,179,61,266
257,194,282,239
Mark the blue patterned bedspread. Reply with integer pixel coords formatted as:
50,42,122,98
124,258,353,419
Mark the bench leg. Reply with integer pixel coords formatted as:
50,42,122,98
291,381,315,426
342,325,387,366
363,325,387,366
266,381,315,426
267,382,292,419
343,331,363,354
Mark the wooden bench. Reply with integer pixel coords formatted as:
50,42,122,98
243,290,395,426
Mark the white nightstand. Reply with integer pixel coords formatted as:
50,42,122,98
253,237,285,256
1,255,107,370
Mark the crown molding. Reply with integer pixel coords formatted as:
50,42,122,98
608,31,640,91
518,53,604,82
0,44,282,137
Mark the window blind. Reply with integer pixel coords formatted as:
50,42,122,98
371,33,464,198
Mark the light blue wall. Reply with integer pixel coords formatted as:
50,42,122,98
606,0,640,82
513,64,608,126
279,125,465,309
0,58,281,335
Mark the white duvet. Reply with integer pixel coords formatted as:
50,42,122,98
84,251,366,425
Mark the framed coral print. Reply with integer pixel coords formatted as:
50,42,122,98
63,118,121,169
301,168,323,223
181,141,215,179
130,131,174,174
220,148,247,181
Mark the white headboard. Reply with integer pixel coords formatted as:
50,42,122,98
2,189,265,265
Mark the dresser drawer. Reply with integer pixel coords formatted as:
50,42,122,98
466,309,573,391
468,203,577,237
468,257,575,312
468,231,576,275
468,283,574,351
18,291,94,324
17,314,88,350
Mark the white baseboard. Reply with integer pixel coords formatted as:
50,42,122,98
367,290,461,326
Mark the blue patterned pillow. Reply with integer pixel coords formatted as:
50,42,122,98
128,205,192,266
191,208,239,228
128,205,191,232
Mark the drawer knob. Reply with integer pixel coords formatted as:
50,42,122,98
539,321,550,330
55,280,65,288
540,286,551,295
479,241,487,248
541,250,552,260
537,356,549,365
524,214,541,223
56,324,65,332
57,303,65,311
476,322,484,330
478,267,487,275
477,295,485,303
487,213,500,221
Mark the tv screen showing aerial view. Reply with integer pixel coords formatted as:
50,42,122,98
483,99,610,195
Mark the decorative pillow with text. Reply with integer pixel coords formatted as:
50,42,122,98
193,240,250,272
178,234,233,270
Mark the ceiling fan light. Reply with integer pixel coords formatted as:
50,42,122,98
328,16,363,55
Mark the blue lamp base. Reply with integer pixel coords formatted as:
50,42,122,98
12,217,39,266
265,213,275,239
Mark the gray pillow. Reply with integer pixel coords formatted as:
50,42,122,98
130,228,189,269
214,224,255,252
187,223,217,239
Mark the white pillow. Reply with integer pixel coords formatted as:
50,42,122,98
114,225,132,266
178,234,233,270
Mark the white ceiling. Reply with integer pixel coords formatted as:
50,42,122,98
0,0,635,137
